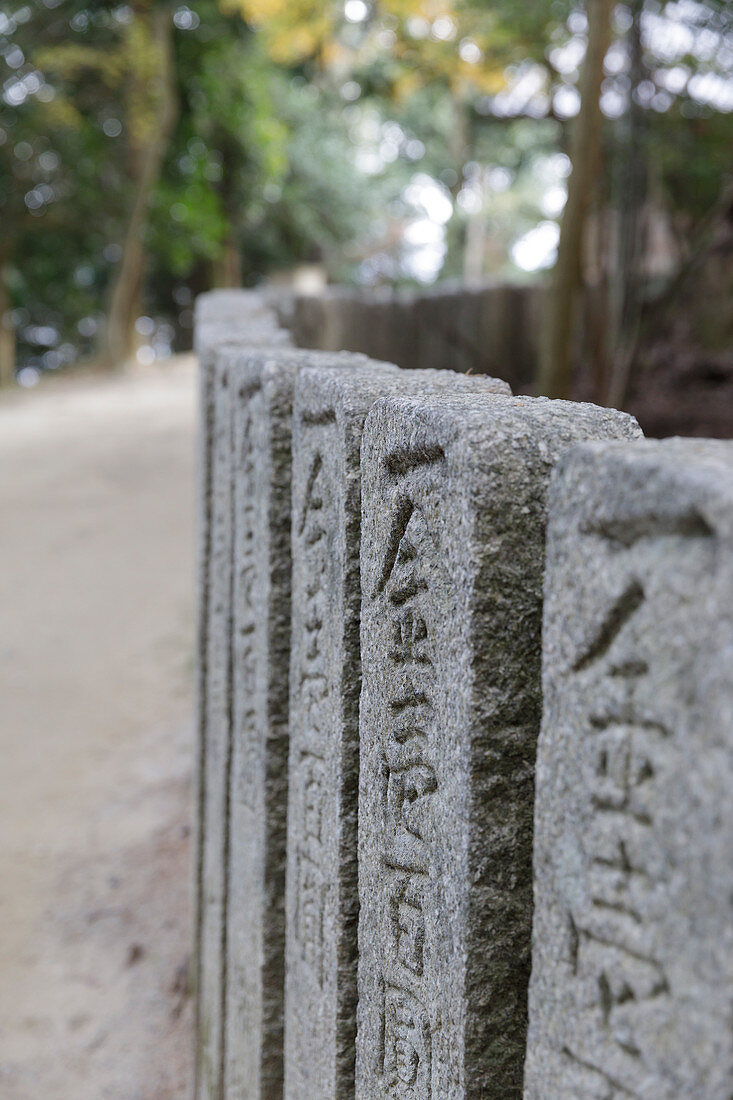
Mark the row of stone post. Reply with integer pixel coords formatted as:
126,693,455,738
194,291,733,1099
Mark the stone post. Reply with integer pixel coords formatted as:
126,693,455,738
194,288,288,1099
356,394,641,1099
284,366,510,1100
193,286,291,1100
209,348,387,1100
525,438,733,1100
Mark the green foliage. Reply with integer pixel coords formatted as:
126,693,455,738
238,76,381,279
0,2,126,369
1,0,731,375
150,7,288,278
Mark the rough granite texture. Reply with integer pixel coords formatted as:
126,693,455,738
284,367,511,1100
196,321,292,358
193,338,352,1098
197,347,389,1100
524,439,733,1100
355,394,641,1100
195,347,236,1100
194,289,292,357
194,297,293,1100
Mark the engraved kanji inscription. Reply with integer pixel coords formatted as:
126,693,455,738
376,498,439,1094
384,986,432,1099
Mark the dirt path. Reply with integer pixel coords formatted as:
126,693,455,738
0,359,197,1099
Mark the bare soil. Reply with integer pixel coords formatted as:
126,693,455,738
0,358,197,1099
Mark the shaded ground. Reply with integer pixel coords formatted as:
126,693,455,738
625,343,733,439
0,358,197,1099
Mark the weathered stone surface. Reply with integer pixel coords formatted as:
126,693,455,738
196,322,292,358
525,438,733,1100
195,348,236,1100
193,322,292,1100
215,347,390,1100
284,367,511,1100
194,289,291,357
197,288,269,313
356,394,641,1100
194,341,379,1098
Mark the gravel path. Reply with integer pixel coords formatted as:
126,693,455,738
0,359,197,1099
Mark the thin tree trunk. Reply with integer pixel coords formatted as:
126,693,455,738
210,138,243,289
100,6,178,367
537,0,614,398
463,169,487,284
606,0,647,407
212,229,242,288
0,258,15,387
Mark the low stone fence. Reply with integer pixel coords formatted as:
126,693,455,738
193,289,733,1099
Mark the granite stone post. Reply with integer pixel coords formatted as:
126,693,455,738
211,347,389,1100
193,288,286,1095
193,335,346,1098
194,289,291,1100
284,366,511,1100
356,394,641,1100
524,439,733,1100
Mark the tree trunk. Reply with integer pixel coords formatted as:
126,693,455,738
212,229,242,288
537,0,614,399
211,139,244,289
0,259,15,387
100,6,178,368
606,0,647,407
463,169,488,284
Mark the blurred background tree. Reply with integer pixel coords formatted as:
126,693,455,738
1,0,731,403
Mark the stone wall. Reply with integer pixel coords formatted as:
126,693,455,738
194,289,733,1099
